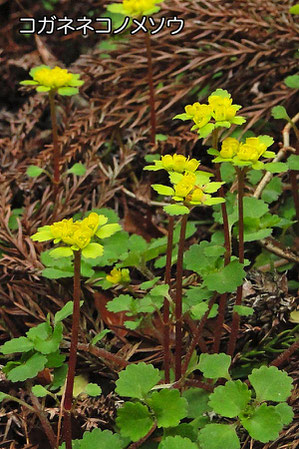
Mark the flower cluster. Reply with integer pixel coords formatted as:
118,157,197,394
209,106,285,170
144,153,200,173
107,0,162,17
211,135,275,169
20,65,84,96
144,153,224,215
174,89,246,138
31,212,121,259
106,268,131,285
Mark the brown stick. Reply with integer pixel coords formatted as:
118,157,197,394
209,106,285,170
270,339,299,368
163,216,174,382
175,215,188,381
49,91,60,200
63,250,81,449
227,168,245,357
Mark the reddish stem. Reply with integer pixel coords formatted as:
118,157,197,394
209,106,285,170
49,91,60,200
175,215,188,381
63,250,81,449
227,168,245,357
163,216,174,383
181,293,217,376
270,339,299,368
144,32,156,145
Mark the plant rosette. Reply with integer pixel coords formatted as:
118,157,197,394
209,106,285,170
152,170,225,215
31,212,121,259
107,0,163,17
208,135,275,170
20,65,84,96
173,89,246,138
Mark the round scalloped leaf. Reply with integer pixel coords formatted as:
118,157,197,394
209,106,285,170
208,380,251,418
163,204,190,216
80,428,124,449
68,163,86,176
284,74,299,89
0,336,34,354
96,224,121,239
57,87,79,96
49,246,73,259
198,424,240,449
32,385,49,397
182,388,211,418
288,154,299,170
82,243,104,259
158,436,198,449
198,353,231,380
116,402,153,442
147,389,188,428
240,403,283,443
274,403,294,426
115,363,161,399
248,365,293,402
271,106,290,121
233,305,254,316
152,184,174,196
84,383,102,397
7,353,47,382
26,165,44,177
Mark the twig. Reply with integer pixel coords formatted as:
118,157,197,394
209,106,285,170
270,339,299,368
259,239,299,264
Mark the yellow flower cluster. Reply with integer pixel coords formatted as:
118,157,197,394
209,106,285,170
20,65,84,95
144,153,200,173
173,173,208,205
31,212,121,258
106,268,131,285
220,137,269,163
107,0,162,17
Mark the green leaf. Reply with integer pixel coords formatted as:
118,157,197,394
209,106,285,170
198,123,215,138
288,154,299,170
32,322,63,354
210,88,231,98
42,268,73,279
190,302,208,320
36,85,51,92
163,204,190,216
82,243,104,259
198,353,231,380
208,380,251,418
152,184,174,196
158,436,198,449
106,294,134,313
115,363,161,399
49,246,73,259
79,428,124,449
261,177,283,203
173,113,189,121
54,300,83,324
274,403,294,426
85,383,102,397
233,305,254,316
203,260,245,294
45,351,65,368
258,135,274,148
32,385,49,397
0,392,8,401
182,388,211,418
0,337,34,354
26,165,44,177
240,403,283,443
265,162,288,173
289,4,299,14
116,402,153,442
20,80,39,85
90,329,111,345
248,366,293,402
198,424,240,449
284,74,299,89
155,134,168,142
148,389,188,428
68,163,86,176
7,353,47,382
139,277,160,290
271,106,290,121
57,87,79,96
96,224,121,239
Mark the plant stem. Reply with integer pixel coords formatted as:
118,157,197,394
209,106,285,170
181,293,217,376
28,386,57,449
227,168,245,357
163,216,174,383
289,140,299,226
270,339,299,368
49,91,60,200
211,129,231,353
144,32,156,145
175,215,188,381
63,250,81,449
128,422,157,449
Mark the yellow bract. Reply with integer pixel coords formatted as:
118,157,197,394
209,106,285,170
185,103,213,129
33,66,72,89
106,268,130,284
237,137,267,162
123,0,158,16
161,154,200,173
220,137,240,159
208,95,240,122
174,173,196,197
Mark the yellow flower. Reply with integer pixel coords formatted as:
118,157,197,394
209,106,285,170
208,95,240,122
71,228,92,250
81,213,108,236
174,173,196,198
190,187,204,203
185,103,213,129
237,137,267,162
50,219,79,245
20,65,84,95
108,0,162,17
220,137,240,159
160,154,200,173
106,268,131,284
